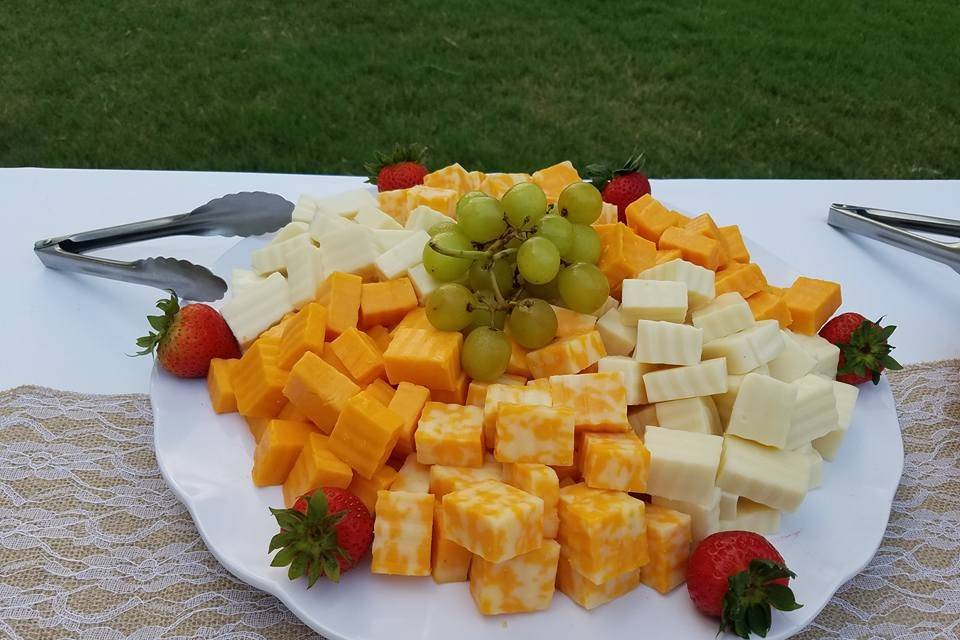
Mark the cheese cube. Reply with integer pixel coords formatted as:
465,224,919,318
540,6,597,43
684,213,732,266
443,480,544,563
308,209,354,242
719,491,739,520
404,205,454,232
429,460,503,498
747,291,793,328
789,331,841,378
282,432,353,506
645,427,724,504
640,505,692,594
371,491,434,576
551,305,599,338
625,195,677,243
549,372,629,433
785,374,840,449
595,201,619,225
691,292,755,342
360,279,418,328
207,358,239,414
727,373,797,448
251,419,316,486
364,378,395,406
637,259,716,308
314,188,378,219
719,225,750,263
234,338,288,418
794,443,825,489
388,381,431,457
652,489,721,544
329,327,384,385
716,435,811,511
221,272,294,346
430,370,469,404
714,263,767,299
411,185,458,218
432,508,473,583
557,554,639,610
479,172,531,199
531,160,581,203
558,483,649,584
581,433,650,492
316,272,362,340
377,187,417,223
643,358,728,403
406,262,443,302
230,268,264,297
277,303,327,371
526,330,607,379
627,404,658,438
464,374,526,408
251,233,313,275
768,330,817,382
620,280,688,324
494,404,575,466
317,226,380,279
415,402,484,467
503,463,560,539
657,226,721,271
391,453,431,493
654,397,722,435
783,276,842,335
470,539,560,615
813,381,859,460
722,498,781,534
596,308,638,356
589,296,620,318
374,230,430,280
353,205,403,230
701,320,784,374
598,356,655,405
384,328,463,391
482,384,553,446
372,229,416,252
633,320,703,366
291,194,319,223
328,393,402,479
348,464,397,514
423,163,473,194
273,248,314,303
595,223,658,293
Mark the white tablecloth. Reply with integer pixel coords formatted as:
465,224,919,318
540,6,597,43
1,168,957,393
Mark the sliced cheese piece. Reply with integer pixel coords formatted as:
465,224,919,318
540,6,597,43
785,374,840,450
374,230,430,280
404,205,453,232
768,330,817,382
285,242,324,309
291,194,320,223
701,320,784,374
231,268,264,297
690,292,755,342
789,331,841,378
654,397,721,435
596,307,637,357
317,225,380,279
634,320,703,365
314,188,378,219
643,358,728,403
716,435,810,512
645,427,723,504
549,372,629,433
620,279,688,324
726,373,797,449
354,205,404,230
637,258,715,308
652,489,721,544
250,233,312,276
588,296,620,318
812,380,859,461
308,211,353,242
269,221,309,245
221,272,293,346
597,356,655,405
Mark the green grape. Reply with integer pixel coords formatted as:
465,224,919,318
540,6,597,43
564,224,602,263
425,283,475,331
465,292,507,333
461,327,512,381
469,258,517,296
557,262,610,313
517,237,561,285
455,190,487,218
423,230,474,281
502,182,548,229
522,277,560,302
508,299,558,349
557,182,603,225
535,214,574,256
457,196,507,243
427,221,459,237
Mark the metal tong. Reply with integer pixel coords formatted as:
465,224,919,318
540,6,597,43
34,191,294,301
827,203,960,274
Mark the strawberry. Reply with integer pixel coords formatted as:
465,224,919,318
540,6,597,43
365,143,429,192
584,151,651,222
687,531,802,638
135,292,240,378
268,488,374,585
818,313,903,385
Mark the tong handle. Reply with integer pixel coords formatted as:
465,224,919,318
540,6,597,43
832,204,960,237
36,212,214,254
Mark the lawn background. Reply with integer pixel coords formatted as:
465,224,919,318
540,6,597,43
3,1,958,178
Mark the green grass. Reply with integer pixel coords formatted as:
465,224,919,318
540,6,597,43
3,1,958,178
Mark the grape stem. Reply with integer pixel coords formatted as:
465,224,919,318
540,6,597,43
489,268,506,307
492,247,517,261
427,242,490,261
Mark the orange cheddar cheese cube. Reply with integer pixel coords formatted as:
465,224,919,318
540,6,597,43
283,351,360,433
479,172,532,199
482,384,553,447
551,305,598,338
526,330,607,380
371,490,435,576
234,338,288,418
365,325,393,352
595,201,619,225
531,161,581,203
719,225,750,263
429,370,469,404
783,276,842,335
549,372,629,433
316,272,362,340
360,278,418,328
412,185,459,218
328,393,402,479
557,553,640,610
348,464,397,514
656,249,684,265
503,463,561,539
277,303,327,371
595,223,658,293
282,432,352,506
363,378,396,406
259,311,296,342
392,452,431,493
207,358,240,414
581,433,650,492
384,328,463,391
673,211,692,225
246,415,271,442
443,480,544,563
558,483,649,584
388,381,431,457
423,163,474,196
625,195,679,243
465,374,527,408
330,327,385,386
714,262,767,299
640,504,692,594
747,291,793,328
277,402,308,422
658,226,721,271
685,213,731,265
320,342,352,378
470,539,560,615
495,404,575,466
415,402,484,467
506,337,532,377
251,419,317,487
765,284,788,297
390,306,434,334
431,508,473,584
429,459,504,498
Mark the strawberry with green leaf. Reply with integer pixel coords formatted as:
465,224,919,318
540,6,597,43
584,151,651,222
365,143,429,192
818,313,903,385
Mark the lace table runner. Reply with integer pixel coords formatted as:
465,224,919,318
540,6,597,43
1,360,957,640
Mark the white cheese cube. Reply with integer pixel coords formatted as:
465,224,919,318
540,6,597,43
788,332,841,378
721,498,781,534
313,188,377,219
643,358,728,403
645,427,724,504
374,230,430,280
221,272,293,346
634,320,703,365
652,489,721,544
701,320,784,374
404,205,453,232
637,258,715,308
719,491,739,520
726,373,797,448
250,233,312,276
812,381,859,461
620,279,688,324
596,308,637,357
291,194,320,223
746,320,786,363
407,263,443,302
286,242,323,309
627,404,658,438
792,443,824,489
785,374,839,450
231,269,264,297
354,205,404,230
654,397,722,435
597,356,655,405
309,211,353,242
768,330,817,382
373,229,417,252
269,221,310,245
588,296,620,318
712,364,771,427
716,435,810,512
316,225,380,279
690,292,755,342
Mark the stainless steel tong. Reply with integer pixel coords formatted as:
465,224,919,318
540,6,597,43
34,191,293,301
827,203,960,274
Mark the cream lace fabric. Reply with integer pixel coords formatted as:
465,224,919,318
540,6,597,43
0,360,957,640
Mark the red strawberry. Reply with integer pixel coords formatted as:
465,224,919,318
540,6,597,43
135,292,240,378
268,488,374,585
365,143,429,192
584,151,651,222
687,531,802,638
818,313,903,385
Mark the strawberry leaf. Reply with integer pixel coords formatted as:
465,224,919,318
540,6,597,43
267,490,351,588
134,291,180,358
720,559,802,639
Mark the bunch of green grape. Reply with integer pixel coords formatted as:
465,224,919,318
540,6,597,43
422,181,610,381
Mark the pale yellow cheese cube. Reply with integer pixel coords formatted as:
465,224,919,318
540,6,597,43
645,426,723,504
557,553,640,610
371,490,434,576
503,463,560,539
432,507,472,583
789,331,841,378
391,453,431,493
589,296,620,318
785,374,840,450
690,292,755,342
637,258,716,308
633,320,704,366
652,489,721,544
654,396,722,435
813,380,859,460
526,330,607,379
627,404,658,438
620,279,688,324
767,330,818,382
549,372,629,433
596,307,638,357
482,384,552,447
415,402,484,467
719,491,739,520
720,498,781,534
643,358,728,403
443,480,544,563
429,459,503,498
727,373,797,448
494,404,575,466
470,539,560,615
640,505,692,594
598,356,655,404
716,435,811,512
581,432,650,492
